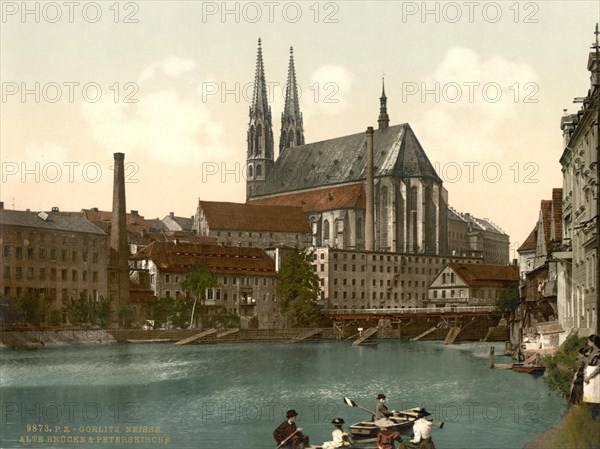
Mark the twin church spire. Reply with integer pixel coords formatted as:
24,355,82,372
246,39,304,199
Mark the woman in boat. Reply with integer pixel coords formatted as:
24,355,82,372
375,393,390,420
321,417,352,449
375,418,403,449
408,408,435,449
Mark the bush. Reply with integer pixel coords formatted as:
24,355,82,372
542,334,588,398
555,404,600,449
47,309,62,327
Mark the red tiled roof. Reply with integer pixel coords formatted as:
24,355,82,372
198,201,310,233
129,278,159,302
448,263,519,287
83,209,150,233
130,241,277,276
518,226,538,252
539,188,563,253
248,184,366,213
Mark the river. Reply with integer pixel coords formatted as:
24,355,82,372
0,340,565,449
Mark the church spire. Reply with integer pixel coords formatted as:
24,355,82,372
378,76,390,130
247,38,274,201
279,46,305,152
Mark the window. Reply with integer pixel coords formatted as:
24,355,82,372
39,268,46,280
72,270,78,281
93,272,98,282
3,266,10,278
27,268,34,279
62,269,67,280
15,247,22,259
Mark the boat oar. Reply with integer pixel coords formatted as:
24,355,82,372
276,427,302,449
343,397,376,415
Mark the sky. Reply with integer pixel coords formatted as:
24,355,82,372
1,1,599,260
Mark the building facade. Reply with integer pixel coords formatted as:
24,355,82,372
129,241,282,328
559,43,599,339
0,206,109,323
427,263,518,307
312,247,482,310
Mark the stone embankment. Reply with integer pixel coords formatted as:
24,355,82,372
0,328,115,347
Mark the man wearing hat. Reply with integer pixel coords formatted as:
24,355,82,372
375,393,391,420
409,408,435,449
321,418,352,449
273,409,309,449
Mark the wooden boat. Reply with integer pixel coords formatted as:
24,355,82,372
511,363,546,374
349,408,422,440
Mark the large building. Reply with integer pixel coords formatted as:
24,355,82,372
193,200,311,249
129,241,281,328
245,40,449,256
559,36,599,339
447,208,510,264
0,205,109,324
312,247,482,310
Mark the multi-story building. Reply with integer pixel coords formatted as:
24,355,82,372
559,39,599,339
448,208,510,264
193,200,311,249
129,241,281,328
0,205,109,323
428,263,518,307
312,247,482,310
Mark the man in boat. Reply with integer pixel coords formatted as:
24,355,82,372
375,418,403,449
321,417,352,449
375,393,391,420
406,408,435,449
273,409,309,449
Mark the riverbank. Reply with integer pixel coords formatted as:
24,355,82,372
523,414,567,449
0,328,115,347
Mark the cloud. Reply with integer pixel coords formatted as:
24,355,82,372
81,89,226,166
303,65,353,116
81,56,229,166
413,47,538,160
139,56,197,84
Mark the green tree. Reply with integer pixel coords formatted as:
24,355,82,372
276,249,322,327
495,287,519,311
181,265,216,329
542,333,587,398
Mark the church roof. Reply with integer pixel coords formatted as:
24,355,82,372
253,123,441,197
248,184,365,213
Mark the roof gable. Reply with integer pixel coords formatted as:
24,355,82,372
447,263,519,286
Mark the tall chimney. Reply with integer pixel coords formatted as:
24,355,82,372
110,153,130,325
365,127,375,251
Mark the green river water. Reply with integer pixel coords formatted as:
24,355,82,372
0,340,565,448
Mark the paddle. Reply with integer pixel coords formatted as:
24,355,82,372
343,397,444,429
276,427,302,449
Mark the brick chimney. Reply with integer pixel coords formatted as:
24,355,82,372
110,153,130,325
365,127,375,251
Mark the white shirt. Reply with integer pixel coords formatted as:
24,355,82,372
410,418,432,443
322,428,345,449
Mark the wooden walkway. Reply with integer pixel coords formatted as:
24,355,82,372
216,328,239,339
444,327,461,345
174,328,218,345
352,327,378,346
289,328,323,343
411,324,439,341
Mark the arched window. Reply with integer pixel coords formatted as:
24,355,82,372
289,130,295,147
296,130,302,146
356,217,363,239
256,165,262,177
248,165,253,178
381,186,389,247
256,124,262,155
323,220,330,239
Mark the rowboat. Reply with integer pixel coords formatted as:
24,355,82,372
511,363,546,375
349,408,423,440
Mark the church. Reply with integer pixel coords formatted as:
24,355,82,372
246,39,449,255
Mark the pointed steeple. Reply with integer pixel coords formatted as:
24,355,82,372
247,38,274,201
279,46,305,152
378,77,390,130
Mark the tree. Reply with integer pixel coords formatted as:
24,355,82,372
276,249,322,327
495,286,519,311
181,264,216,329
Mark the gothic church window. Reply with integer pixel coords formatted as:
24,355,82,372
323,220,330,239
256,165,262,177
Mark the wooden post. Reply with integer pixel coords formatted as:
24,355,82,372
489,346,495,369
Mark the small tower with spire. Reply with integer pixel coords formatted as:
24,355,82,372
378,77,390,130
279,46,305,152
247,38,275,200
